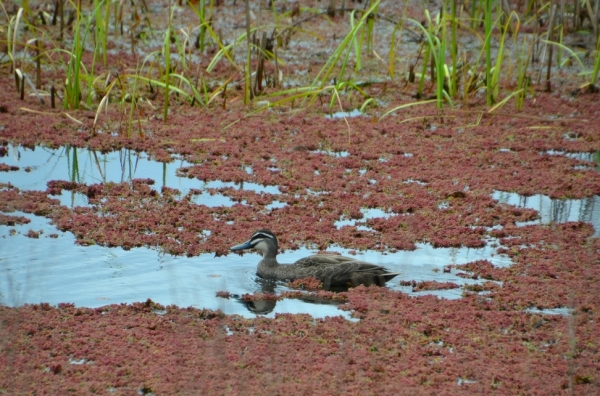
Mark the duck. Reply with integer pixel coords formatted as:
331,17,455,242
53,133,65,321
230,229,399,289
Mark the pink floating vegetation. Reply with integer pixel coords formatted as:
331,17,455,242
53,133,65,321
287,277,323,290
240,292,281,302
0,164,19,172
400,280,461,292
215,290,231,299
24,229,41,238
0,213,30,226
2,291,598,394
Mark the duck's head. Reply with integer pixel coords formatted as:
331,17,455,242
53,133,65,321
230,229,279,256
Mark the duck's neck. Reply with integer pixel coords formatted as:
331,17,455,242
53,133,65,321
259,253,279,268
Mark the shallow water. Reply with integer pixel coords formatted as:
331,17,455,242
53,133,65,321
1,145,597,318
525,307,572,316
0,209,504,317
325,109,363,119
492,190,600,235
0,211,353,319
0,145,238,207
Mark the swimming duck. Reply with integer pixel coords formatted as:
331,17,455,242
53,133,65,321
230,229,399,289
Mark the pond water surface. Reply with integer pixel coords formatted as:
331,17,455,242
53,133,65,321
1,145,597,318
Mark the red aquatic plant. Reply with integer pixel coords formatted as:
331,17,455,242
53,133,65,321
215,291,231,299
0,164,19,172
400,280,461,292
0,214,30,226
240,292,280,302
287,277,323,290
24,229,41,238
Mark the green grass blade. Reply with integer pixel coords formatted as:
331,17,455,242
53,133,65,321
379,99,438,120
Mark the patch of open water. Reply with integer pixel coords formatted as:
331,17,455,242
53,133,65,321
0,211,349,318
0,209,506,318
492,190,600,234
524,307,572,316
325,109,363,119
1,145,598,318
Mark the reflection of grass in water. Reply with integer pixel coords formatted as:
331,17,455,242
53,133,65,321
0,216,46,307
67,145,79,182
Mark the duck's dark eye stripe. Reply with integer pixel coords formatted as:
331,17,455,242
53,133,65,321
253,232,275,240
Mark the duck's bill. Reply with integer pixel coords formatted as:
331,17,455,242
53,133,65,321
230,239,253,251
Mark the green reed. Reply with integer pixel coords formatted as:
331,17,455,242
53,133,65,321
65,0,106,110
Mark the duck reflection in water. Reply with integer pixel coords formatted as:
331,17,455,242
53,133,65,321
238,278,346,315
230,230,400,315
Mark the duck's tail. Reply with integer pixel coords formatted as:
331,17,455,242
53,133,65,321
351,271,400,287
377,272,400,286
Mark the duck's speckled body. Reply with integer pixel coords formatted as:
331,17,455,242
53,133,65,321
231,230,399,288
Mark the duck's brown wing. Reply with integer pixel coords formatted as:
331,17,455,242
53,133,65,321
293,254,362,267
290,255,399,287
285,261,358,282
